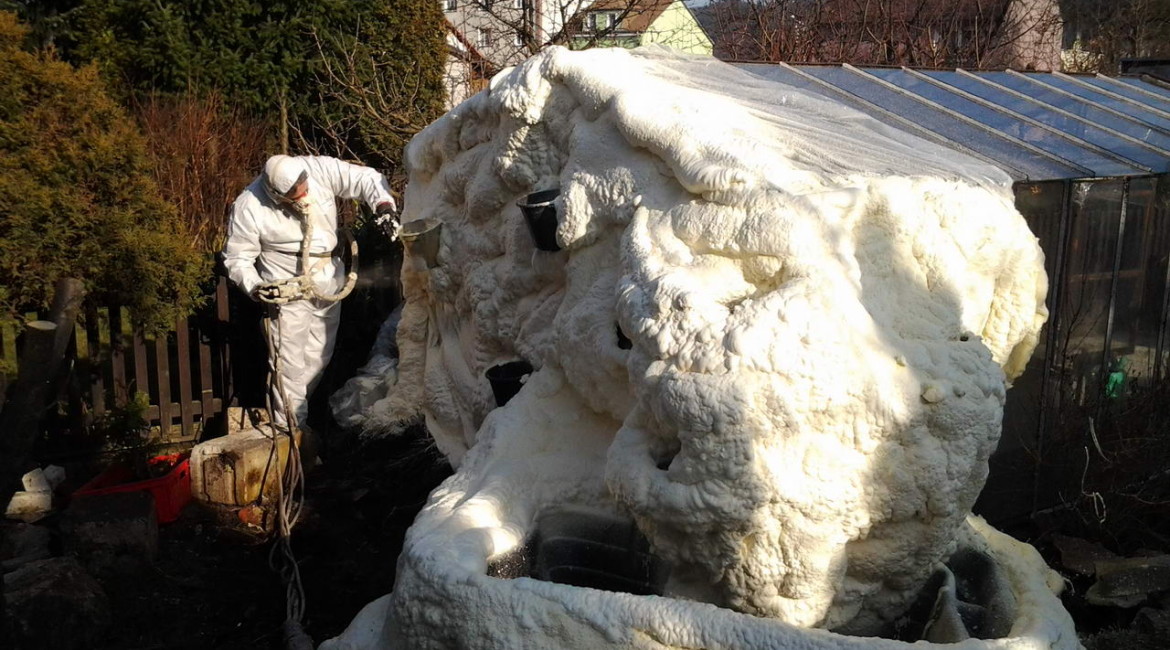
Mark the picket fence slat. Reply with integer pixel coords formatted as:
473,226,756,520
84,305,105,414
109,307,126,406
133,329,150,404
0,275,237,444
155,335,171,437
176,317,194,438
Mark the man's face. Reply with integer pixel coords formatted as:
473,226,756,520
287,178,309,201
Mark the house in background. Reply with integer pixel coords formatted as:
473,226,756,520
442,0,711,105
444,20,497,107
567,0,712,56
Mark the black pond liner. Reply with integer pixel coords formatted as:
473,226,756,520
485,508,671,596
517,188,561,252
885,546,1016,642
485,360,534,407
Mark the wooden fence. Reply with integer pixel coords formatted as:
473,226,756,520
0,277,236,449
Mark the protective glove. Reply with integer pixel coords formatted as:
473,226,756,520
252,278,305,304
251,284,280,303
374,200,401,241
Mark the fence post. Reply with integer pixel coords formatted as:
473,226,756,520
0,278,84,509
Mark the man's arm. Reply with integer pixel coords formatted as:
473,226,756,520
222,196,265,298
302,156,396,213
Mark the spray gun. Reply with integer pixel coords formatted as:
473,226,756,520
374,202,401,242
254,276,314,305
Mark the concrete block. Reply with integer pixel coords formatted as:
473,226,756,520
190,428,299,507
61,491,158,574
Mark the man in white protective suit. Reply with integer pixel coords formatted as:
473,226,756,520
222,155,398,435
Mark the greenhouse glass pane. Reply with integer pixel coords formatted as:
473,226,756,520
1109,177,1169,384
1054,180,1124,413
1022,74,1170,133
1111,76,1170,102
926,71,1170,155
984,73,1170,134
752,66,1080,180
861,69,1141,176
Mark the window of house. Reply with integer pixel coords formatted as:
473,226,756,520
478,27,493,48
587,11,618,32
444,0,457,11
513,0,524,9
514,30,524,47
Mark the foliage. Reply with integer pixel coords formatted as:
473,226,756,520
41,0,447,179
298,0,448,176
91,389,151,449
0,12,206,333
134,93,269,255
695,0,1063,69
1059,0,1170,73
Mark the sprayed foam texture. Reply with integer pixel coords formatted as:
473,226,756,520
327,46,1073,649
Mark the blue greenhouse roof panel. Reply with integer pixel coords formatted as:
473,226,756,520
734,63,1170,182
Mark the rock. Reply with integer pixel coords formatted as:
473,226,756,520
1052,534,1120,577
42,465,66,489
1086,555,1170,608
4,490,52,523
4,556,110,649
60,491,157,576
1134,607,1170,637
21,468,50,492
0,522,52,572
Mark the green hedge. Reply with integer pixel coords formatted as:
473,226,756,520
0,12,206,337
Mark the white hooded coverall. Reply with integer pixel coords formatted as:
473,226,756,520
222,155,395,428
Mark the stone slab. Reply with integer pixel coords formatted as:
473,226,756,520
0,521,52,572
5,556,110,650
60,491,158,574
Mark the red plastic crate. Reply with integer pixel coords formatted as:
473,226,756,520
74,453,192,524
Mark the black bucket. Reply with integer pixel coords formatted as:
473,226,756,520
485,360,533,407
517,188,561,252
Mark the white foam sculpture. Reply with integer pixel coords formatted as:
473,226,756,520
323,46,1079,649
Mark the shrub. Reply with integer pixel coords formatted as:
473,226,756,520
0,11,206,334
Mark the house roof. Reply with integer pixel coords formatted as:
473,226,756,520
445,18,494,71
582,0,675,34
736,62,1170,181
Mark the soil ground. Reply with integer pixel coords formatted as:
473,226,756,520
93,426,452,650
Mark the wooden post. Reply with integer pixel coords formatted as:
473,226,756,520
0,321,56,486
0,278,84,509
0,279,81,649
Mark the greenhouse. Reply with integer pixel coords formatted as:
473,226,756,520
739,62,1170,522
